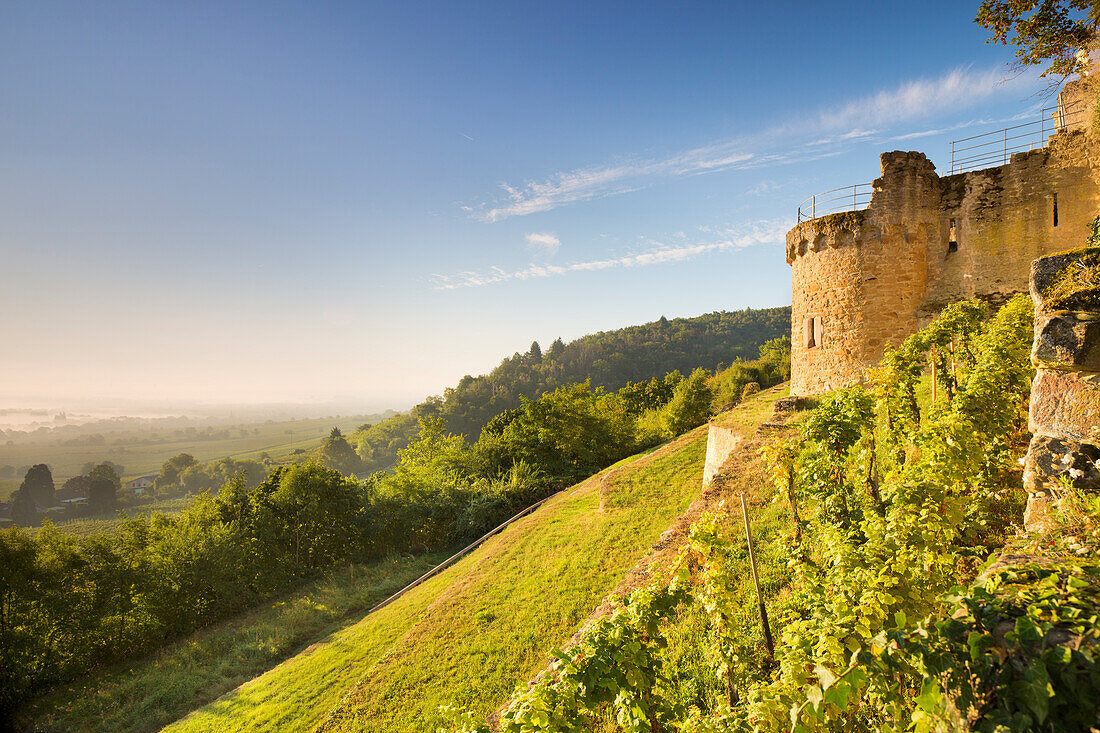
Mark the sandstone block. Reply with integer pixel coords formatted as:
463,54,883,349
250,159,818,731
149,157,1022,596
1032,311,1100,371
1022,433,1100,494
1024,493,1056,533
1028,369,1100,443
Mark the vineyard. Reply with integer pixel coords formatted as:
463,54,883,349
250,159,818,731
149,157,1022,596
452,295,1100,732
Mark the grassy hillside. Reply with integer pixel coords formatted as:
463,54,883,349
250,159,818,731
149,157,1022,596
484,297,1065,733
17,554,445,733
160,387,787,733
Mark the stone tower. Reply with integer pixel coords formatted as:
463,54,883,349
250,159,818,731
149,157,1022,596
787,145,1100,396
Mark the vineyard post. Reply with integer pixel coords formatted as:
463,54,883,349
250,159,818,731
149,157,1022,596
740,492,774,660
949,340,957,393
931,344,937,409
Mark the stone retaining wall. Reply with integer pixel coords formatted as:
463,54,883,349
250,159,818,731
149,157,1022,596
1023,249,1100,530
702,423,741,487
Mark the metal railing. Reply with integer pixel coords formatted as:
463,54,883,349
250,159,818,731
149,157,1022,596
948,100,1085,174
796,182,874,223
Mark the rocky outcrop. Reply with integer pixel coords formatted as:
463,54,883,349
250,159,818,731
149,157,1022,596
1024,249,1100,530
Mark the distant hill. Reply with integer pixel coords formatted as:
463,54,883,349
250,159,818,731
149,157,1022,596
353,306,789,469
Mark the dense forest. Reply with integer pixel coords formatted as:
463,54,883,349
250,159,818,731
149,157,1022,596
354,307,789,472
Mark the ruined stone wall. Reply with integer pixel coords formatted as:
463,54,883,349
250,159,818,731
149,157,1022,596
702,423,741,488
788,141,1100,396
925,152,1096,311
1023,249,1100,531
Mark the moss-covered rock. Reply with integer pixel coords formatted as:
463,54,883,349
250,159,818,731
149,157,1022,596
1032,248,1100,312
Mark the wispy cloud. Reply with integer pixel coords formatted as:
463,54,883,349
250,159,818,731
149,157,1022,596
474,146,754,222
817,67,1021,131
464,66,1037,222
430,219,790,290
525,232,561,256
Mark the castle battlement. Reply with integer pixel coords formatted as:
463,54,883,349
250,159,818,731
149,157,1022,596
788,128,1100,395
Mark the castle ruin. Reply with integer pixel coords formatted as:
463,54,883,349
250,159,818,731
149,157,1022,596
787,83,1100,395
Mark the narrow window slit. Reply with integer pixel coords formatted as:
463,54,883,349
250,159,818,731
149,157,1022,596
1053,193,1059,226
947,218,958,254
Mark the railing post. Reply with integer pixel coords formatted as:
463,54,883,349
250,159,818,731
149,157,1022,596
1004,128,1008,166
950,140,955,174
812,194,816,219
853,184,857,211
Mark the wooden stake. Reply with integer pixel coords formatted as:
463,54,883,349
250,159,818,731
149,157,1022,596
931,345,937,410
949,339,957,396
740,492,774,660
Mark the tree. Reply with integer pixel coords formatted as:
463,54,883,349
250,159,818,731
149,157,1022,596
318,427,363,476
81,460,123,477
61,475,91,496
87,463,120,513
9,492,36,526
0,528,40,721
18,465,54,508
155,453,198,493
256,462,365,572
758,335,792,382
661,368,713,436
497,383,637,480
976,0,1099,83
528,340,542,362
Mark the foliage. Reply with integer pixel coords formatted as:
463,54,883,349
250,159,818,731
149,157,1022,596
16,554,446,733
465,296,1043,733
153,452,267,498
488,383,640,483
87,462,121,513
976,0,1099,81
316,427,364,475
661,368,715,438
876,562,1100,733
1088,213,1100,247
154,452,199,492
709,336,791,413
17,464,54,507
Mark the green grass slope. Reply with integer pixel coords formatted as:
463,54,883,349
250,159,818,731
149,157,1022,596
162,392,786,733
16,554,446,733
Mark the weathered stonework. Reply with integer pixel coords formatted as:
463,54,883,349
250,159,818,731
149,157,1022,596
702,423,741,488
788,98,1100,396
1024,249,1100,531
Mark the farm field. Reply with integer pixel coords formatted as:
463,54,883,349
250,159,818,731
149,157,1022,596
47,497,193,538
0,413,382,500
161,385,788,733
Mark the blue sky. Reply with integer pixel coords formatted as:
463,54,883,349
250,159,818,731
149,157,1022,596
0,1,1052,410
